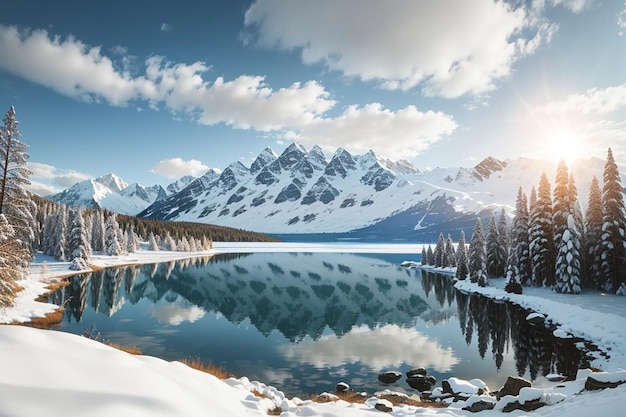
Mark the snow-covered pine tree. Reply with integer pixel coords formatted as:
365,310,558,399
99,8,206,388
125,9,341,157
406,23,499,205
497,207,509,272
569,173,587,286
164,232,177,251
52,206,67,261
90,210,106,253
512,187,531,285
0,214,27,307
585,176,603,289
486,212,500,277
426,245,434,265
148,231,159,251
65,207,91,267
421,246,427,265
444,233,455,268
552,159,571,247
434,233,445,268
529,172,555,287
600,148,626,294
468,218,487,285
456,230,469,280
0,106,35,263
104,213,122,256
554,214,582,294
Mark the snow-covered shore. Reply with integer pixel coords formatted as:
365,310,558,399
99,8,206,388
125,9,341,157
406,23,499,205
1,243,625,417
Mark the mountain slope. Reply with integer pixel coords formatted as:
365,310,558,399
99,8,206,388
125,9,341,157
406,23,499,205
138,144,613,239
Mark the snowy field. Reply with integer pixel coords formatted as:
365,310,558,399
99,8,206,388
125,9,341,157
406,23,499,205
0,242,625,417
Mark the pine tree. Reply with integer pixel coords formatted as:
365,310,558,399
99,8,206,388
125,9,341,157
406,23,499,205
90,210,106,253
497,207,509,272
529,172,555,287
0,106,35,262
569,173,586,286
421,246,427,265
455,230,469,280
148,231,159,251
512,187,531,285
554,214,582,294
486,212,500,277
104,213,122,256
0,214,27,307
426,245,434,265
468,218,487,286
65,207,91,266
434,233,445,268
444,233,455,268
600,148,626,294
52,207,67,261
585,176,603,289
552,159,571,247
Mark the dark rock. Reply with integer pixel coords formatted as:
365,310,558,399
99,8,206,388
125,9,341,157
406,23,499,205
374,402,393,412
520,399,546,412
426,375,437,386
406,367,427,378
336,382,349,393
463,400,495,413
504,281,523,294
407,375,434,391
502,401,522,413
378,371,402,384
441,379,453,394
497,376,532,400
419,391,432,400
585,377,626,390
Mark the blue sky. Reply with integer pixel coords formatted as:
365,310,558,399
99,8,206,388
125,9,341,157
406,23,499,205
1,0,625,195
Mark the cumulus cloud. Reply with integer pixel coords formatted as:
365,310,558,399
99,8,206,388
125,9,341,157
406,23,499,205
151,157,210,178
550,0,595,13
160,23,173,33
0,23,457,159
537,84,626,115
278,324,459,371
244,0,554,98
26,162,92,195
293,103,457,160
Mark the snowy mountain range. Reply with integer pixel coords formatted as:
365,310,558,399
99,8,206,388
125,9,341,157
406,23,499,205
47,144,620,240
47,173,194,215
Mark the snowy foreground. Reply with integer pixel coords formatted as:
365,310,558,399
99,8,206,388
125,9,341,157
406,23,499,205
0,243,625,417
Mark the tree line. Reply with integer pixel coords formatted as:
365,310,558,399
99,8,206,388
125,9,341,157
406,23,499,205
0,105,277,308
422,148,626,296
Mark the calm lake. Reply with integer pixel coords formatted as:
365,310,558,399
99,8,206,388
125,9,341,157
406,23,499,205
49,251,591,397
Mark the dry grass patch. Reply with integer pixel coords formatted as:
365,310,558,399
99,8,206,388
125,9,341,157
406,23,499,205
179,358,235,380
104,341,142,355
18,308,65,329
251,389,283,415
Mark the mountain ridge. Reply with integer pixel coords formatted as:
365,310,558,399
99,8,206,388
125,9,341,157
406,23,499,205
47,146,618,240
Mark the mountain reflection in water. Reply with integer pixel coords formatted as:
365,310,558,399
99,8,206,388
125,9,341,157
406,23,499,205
49,252,590,397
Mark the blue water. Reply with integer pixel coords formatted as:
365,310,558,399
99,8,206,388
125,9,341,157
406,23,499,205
49,252,588,397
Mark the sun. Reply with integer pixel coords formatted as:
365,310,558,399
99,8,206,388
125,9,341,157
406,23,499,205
545,126,585,164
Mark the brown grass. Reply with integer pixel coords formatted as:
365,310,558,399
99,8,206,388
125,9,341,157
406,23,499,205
34,279,70,303
179,357,235,380
16,307,65,329
251,389,283,415
104,341,142,355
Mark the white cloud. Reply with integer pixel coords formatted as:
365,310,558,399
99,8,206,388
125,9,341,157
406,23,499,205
0,24,457,160
278,324,459,371
537,84,626,115
550,0,595,13
292,103,457,160
151,157,209,178
26,162,92,194
244,0,554,98
160,23,173,33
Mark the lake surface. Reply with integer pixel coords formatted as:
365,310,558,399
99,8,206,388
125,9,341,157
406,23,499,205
49,251,591,397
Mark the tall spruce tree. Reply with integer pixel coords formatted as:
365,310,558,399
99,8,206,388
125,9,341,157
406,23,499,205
529,172,555,287
0,106,34,263
585,176,603,289
554,214,582,294
497,207,509,271
104,213,122,256
510,187,531,285
0,214,26,307
444,233,456,268
486,212,501,277
434,232,445,268
600,148,626,294
456,230,469,280
468,218,487,286
65,207,91,267
552,159,571,247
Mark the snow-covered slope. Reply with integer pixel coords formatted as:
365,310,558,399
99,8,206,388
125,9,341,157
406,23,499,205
138,144,614,239
48,173,173,215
